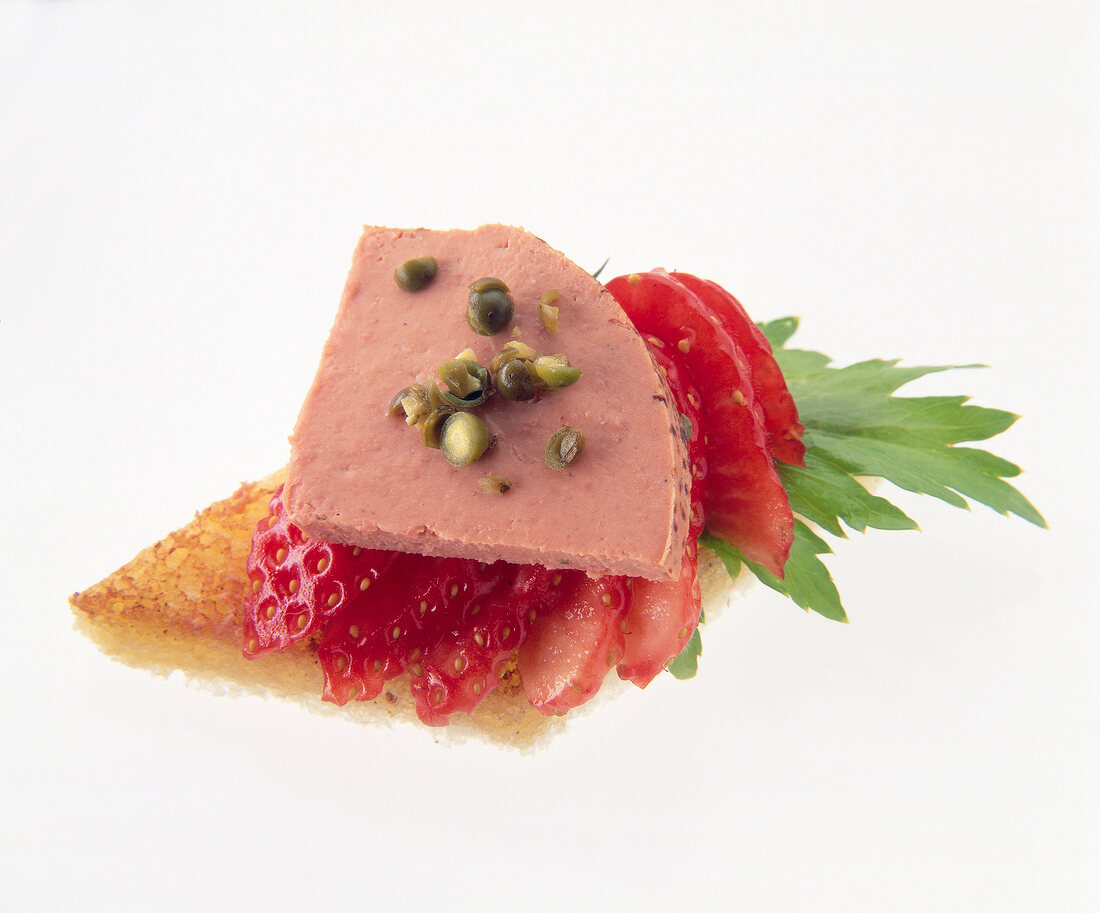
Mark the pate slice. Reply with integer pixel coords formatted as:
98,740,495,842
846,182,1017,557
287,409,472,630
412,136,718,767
285,225,691,581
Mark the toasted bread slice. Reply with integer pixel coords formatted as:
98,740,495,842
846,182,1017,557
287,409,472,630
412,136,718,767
70,471,737,748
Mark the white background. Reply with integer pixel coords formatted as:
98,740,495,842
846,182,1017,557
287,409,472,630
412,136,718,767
2,3,1097,911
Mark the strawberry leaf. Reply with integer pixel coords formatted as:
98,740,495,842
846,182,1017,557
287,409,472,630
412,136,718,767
777,449,917,536
770,340,1046,528
703,525,847,622
667,625,703,680
758,316,799,348
705,319,1045,623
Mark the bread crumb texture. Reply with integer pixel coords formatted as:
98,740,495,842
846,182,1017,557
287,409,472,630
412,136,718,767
70,470,740,750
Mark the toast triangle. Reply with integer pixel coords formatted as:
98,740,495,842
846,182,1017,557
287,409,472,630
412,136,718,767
69,469,562,748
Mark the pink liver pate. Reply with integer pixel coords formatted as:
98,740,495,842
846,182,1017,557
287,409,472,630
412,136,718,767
284,225,690,581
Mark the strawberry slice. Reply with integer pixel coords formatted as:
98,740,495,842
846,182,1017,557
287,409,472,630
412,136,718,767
242,487,395,657
517,574,633,715
607,270,793,577
619,538,703,687
617,340,705,686
409,563,562,725
318,558,570,725
318,556,505,712
670,272,805,466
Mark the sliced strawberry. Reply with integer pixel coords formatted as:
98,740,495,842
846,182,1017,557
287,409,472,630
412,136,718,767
617,340,706,686
318,558,568,725
670,272,805,466
242,486,395,657
619,537,703,687
607,270,793,577
318,556,502,710
409,563,563,725
517,574,633,716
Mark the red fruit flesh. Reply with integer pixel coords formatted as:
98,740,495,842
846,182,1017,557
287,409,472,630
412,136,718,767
671,272,805,466
242,487,395,657
317,555,496,708
617,341,706,687
407,563,565,726
518,574,633,715
318,557,572,725
606,271,793,577
620,538,703,687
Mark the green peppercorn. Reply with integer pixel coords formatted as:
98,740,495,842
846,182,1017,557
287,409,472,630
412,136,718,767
545,426,586,470
438,359,488,399
394,256,438,292
538,302,560,334
489,340,538,375
420,405,456,449
469,277,509,294
440,412,492,467
389,383,432,425
438,358,491,408
538,289,560,334
532,355,581,389
477,474,512,495
495,357,537,401
466,278,515,336
387,385,417,417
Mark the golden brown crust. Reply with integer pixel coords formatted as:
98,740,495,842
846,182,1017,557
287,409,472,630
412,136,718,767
70,471,738,748
69,470,562,747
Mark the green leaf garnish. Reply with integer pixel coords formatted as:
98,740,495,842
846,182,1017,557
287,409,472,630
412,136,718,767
777,449,917,536
667,623,703,679
700,318,1044,625
772,343,1046,529
758,316,800,348
703,524,848,622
